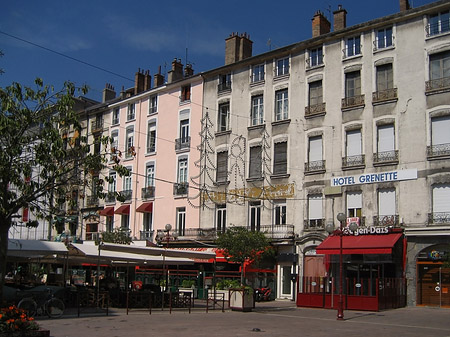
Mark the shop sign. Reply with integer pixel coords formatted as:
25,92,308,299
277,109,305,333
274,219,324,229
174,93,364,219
428,250,447,261
331,169,417,187
343,226,390,236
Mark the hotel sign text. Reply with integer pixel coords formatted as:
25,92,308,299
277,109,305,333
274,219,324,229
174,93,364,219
331,169,417,187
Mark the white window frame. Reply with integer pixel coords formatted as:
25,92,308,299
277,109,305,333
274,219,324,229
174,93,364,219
177,157,188,183
275,89,289,121
218,102,230,132
276,57,289,77
273,200,287,225
145,163,155,187
149,95,158,114
127,103,135,121
375,27,393,50
216,205,227,232
147,121,156,153
251,95,264,126
112,108,120,125
249,201,261,231
125,126,134,158
345,35,361,58
252,64,265,83
309,47,323,67
176,207,186,235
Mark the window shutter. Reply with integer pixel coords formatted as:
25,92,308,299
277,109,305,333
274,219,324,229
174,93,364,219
346,129,362,156
432,116,450,145
273,142,287,174
347,191,362,209
378,189,396,216
378,124,395,152
249,146,262,178
216,152,228,182
433,184,450,213
308,195,322,220
309,136,323,162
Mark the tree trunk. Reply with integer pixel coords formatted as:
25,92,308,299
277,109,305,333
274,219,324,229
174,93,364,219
0,217,11,305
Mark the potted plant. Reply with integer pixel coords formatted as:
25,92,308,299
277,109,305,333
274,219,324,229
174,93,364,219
0,306,49,337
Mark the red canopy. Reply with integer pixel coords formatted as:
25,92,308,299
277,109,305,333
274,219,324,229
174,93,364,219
98,206,114,216
136,202,153,213
115,204,130,215
316,233,402,255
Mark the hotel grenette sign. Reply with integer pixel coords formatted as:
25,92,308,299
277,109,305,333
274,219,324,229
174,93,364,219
331,169,417,187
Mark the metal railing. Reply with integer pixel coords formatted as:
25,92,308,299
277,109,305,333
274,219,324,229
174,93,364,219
120,190,132,202
342,154,365,168
373,215,400,227
305,103,326,117
426,21,450,37
91,120,103,133
373,150,398,164
304,160,326,173
425,77,450,92
217,81,232,93
86,195,99,207
141,186,155,199
139,230,154,240
341,94,365,109
179,225,294,241
173,182,189,196
175,137,191,151
304,219,325,230
428,212,450,224
427,143,450,158
372,88,397,103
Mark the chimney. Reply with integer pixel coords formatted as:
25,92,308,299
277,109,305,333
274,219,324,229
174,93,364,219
102,83,116,103
167,58,183,83
184,64,194,77
144,70,151,91
225,32,253,65
333,5,347,31
312,11,331,38
399,0,410,11
154,66,165,87
134,68,145,94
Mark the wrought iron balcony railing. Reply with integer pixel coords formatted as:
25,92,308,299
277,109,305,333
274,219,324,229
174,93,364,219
91,120,104,133
105,192,116,203
218,81,232,93
426,77,450,93
304,160,326,173
140,230,154,240
305,103,326,117
173,182,189,196
373,150,398,164
372,88,398,103
428,212,450,224
119,190,132,202
175,137,191,151
141,186,155,199
86,195,99,207
426,21,450,37
427,143,450,158
304,219,325,230
341,94,365,109
373,215,400,227
342,154,365,168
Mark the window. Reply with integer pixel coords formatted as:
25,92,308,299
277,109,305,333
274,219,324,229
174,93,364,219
216,151,228,183
307,135,324,171
273,201,287,225
431,183,450,223
218,102,230,132
344,129,364,167
378,189,396,218
345,36,361,57
106,216,113,233
127,103,135,121
430,51,450,81
375,27,393,50
218,73,231,92
216,205,226,232
376,64,393,92
273,141,287,175
249,202,261,231
176,207,186,236
180,118,190,145
345,71,361,98
143,213,152,234
145,164,155,187
252,64,265,83
123,167,132,201
275,89,288,121
125,127,134,158
427,11,450,36
108,172,116,193
149,95,158,114
121,214,130,229
111,130,119,155
347,191,362,218
147,121,156,153
112,108,120,125
429,115,450,157
178,157,188,183
251,95,264,126
249,146,262,179
308,194,323,228
93,136,101,155
309,47,323,67
376,124,396,161
276,57,289,76
309,80,323,106
181,85,191,102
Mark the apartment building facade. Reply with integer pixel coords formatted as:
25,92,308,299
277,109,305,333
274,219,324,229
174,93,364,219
200,0,450,306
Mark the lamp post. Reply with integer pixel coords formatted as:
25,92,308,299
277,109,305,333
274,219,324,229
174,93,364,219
157,224,178,292
326,213,357,321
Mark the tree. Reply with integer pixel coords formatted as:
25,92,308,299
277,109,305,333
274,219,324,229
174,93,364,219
0,79,125,302
215,226,271,285
100,227,133,245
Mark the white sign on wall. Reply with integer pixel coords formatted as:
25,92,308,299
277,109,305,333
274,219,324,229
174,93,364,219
331,169,417,187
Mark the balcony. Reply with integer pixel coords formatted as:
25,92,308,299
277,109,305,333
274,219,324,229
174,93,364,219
140,230,154,240
427,143,450,159
105,192,116,203
91,119,104,133
218,81,232,93
426,77,450,94
86,195,99,207
304,160,326,174
305,103,326,118
173,182,189,196
141,186,155,200
175,136,191,151
342,154,365,169
373,150,399,165
428,212,450,225
119,190,132,202
373,215,400,227
304,219,325,230
341,94,365,110
426,21,450,37
181,228,222,241
372,88,398,104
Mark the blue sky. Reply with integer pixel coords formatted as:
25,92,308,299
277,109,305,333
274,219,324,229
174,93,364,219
1,0,436,102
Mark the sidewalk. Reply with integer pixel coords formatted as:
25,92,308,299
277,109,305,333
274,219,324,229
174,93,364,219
38,301,450,337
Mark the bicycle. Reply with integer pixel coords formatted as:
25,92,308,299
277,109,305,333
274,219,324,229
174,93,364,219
17,288,65,318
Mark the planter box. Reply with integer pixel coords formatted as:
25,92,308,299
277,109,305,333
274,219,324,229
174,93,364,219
0,329,50,337
229,288,253,312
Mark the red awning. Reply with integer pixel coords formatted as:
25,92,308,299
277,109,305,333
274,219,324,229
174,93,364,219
115,204,130,215
136,202,153,213
98,206,114,216
316,233,402,255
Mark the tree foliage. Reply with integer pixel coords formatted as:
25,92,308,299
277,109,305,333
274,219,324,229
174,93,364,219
215,226,270,285
0,79,125,302
100,227,133,245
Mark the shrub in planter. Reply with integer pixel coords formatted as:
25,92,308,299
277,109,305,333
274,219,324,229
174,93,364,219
0,306,39,333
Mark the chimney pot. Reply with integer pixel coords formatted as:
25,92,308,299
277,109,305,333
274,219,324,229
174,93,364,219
225,31,253,65
333,5,347,32
312,11,331,38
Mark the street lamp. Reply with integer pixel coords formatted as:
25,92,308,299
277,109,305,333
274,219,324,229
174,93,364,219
326,212,357,321
157,224,178,292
